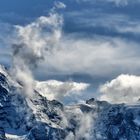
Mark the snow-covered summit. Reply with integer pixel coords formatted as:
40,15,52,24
0,65,7,75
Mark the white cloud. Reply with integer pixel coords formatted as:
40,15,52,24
35,80,89,100
77,0,140,6
99,74,140,104
37,36,140,78
106,0,128,6
10,11,63,97
54,1,66,9
12,64,34,97
65,106,94,140
14,13,62,60
107,0,140,6
75,113,93,139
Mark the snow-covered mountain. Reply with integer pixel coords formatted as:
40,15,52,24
0,65,140,140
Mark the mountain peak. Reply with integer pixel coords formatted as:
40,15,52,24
0,67,140,140
0,65,7,76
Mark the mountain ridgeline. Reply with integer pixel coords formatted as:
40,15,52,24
0,66,140,140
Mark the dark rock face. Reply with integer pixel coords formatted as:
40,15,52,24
93,104,140,140
0,71,68,140
28,123,49,140
0,127,6,140
0,73,7,86
86,98,95,105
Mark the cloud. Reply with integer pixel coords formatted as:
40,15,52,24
105,0,128,6
11,63,34,97
36,36,140,79
65,107,94,140
99,74,140,104
13,12,62,63
35,80,89,101
76,0,140,6
107,0,140,6
1,0,140,102
0,8,140,100
66,9,140,36
0,2,90,101
75,113,93,139
54,1,66,9
1,1,140,81
10,9,63,97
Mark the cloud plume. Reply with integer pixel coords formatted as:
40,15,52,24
8,2,89,101
99,74,140,104
65,107,94,140
10,8,63,97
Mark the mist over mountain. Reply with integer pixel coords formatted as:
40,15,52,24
0,0,140,140
0,65,140,140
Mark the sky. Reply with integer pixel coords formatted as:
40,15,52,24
1,0,140,103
